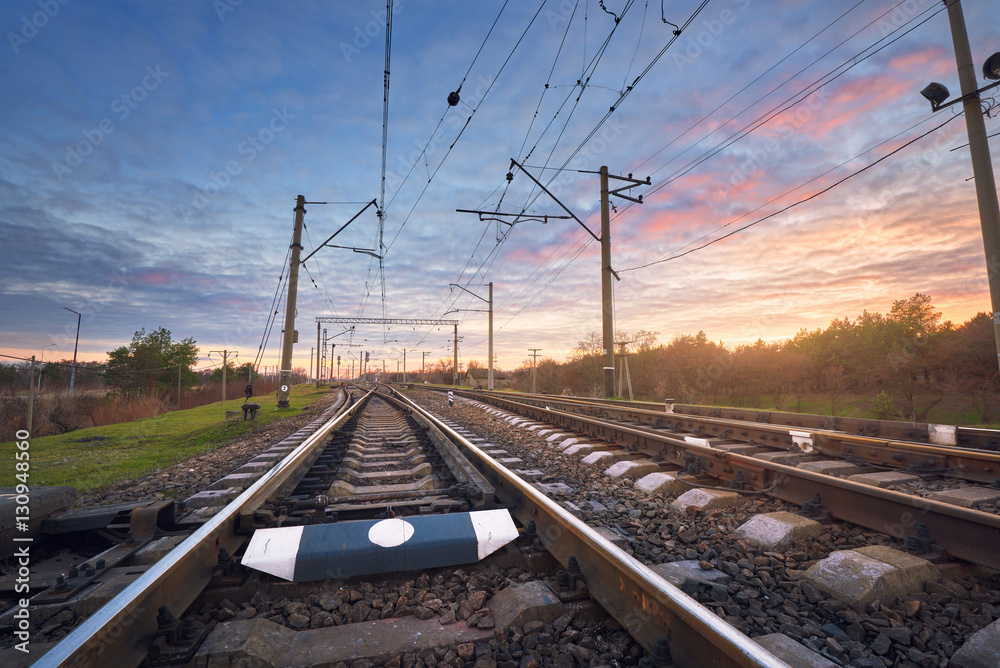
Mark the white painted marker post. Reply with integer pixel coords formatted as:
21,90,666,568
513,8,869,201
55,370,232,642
242,509,519,582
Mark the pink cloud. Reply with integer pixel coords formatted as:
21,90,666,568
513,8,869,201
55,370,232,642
137,270,174,285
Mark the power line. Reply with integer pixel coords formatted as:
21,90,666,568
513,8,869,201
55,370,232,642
621,113,961,273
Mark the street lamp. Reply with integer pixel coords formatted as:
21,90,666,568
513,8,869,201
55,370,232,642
64,307,81,395
922,1,1000,373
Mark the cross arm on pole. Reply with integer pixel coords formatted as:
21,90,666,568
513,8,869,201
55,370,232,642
449,283,488,304
300,199,379,265
508,158,599,241
578,169,651,204
321,244,382,259
456,209,572,227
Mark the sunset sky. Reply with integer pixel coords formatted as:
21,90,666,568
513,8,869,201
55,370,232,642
1,0,998,378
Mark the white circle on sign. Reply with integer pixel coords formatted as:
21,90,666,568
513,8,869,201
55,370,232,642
368,518,414,548
280,385,288,392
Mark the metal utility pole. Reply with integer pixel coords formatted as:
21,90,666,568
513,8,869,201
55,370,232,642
615,340,634,400
453,324,459,385
315,322,321,388
278,195,306,407
422,351,428,381
945,0,1000,373
403,349,407,383
64,307,81,395
448,282,493,389
529,348,541,393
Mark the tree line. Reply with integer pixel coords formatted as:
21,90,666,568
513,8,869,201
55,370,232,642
501,294,998,425
1,327,308,437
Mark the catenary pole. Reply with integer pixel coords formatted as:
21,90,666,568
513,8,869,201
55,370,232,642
278,195,306,407
64,307,81,396
945,0,1000,373
600,166,615,398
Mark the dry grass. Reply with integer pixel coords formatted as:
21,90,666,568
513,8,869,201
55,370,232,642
0,377,281,440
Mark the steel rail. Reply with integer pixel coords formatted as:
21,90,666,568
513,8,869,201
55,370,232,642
451,389,1000,485
386,386,790,667
455,391,1000,571
442,386,672,413
672,403,999,450
34,389,360,668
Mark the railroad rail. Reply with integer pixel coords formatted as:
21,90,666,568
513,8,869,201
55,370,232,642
29,389,358,667
451,389,1000,485
478,388,997,450
443,387,1000,572
23,386,791,668
384,386,787,667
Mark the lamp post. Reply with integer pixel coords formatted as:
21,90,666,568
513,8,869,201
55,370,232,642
924,1,1000,373
64,307,81,395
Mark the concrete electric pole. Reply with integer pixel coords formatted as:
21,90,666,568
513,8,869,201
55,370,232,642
598,166,648,397
277,195,306,407
529,348,541,394
210,349,234,401
944,0,1000,373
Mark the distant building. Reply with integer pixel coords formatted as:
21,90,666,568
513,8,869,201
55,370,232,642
464,367,511,389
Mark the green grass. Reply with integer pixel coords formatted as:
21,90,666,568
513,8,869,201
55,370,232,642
1,384,330,494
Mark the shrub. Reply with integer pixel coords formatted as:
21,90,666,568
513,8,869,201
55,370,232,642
871,390,898,420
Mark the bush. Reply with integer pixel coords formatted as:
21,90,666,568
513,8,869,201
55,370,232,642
871,390,898,420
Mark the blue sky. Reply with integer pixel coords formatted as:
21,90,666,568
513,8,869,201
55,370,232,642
1,0,998,378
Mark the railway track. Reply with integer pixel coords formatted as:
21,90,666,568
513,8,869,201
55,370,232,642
6,386,790,668
409,387,1000,666
442,388,1000,569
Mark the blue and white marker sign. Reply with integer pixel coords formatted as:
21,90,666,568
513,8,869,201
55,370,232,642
241,509,519,582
